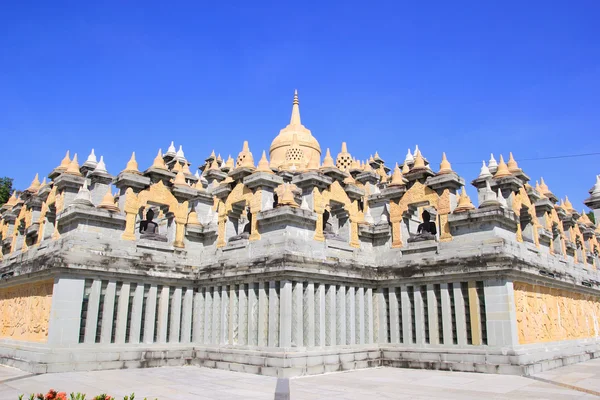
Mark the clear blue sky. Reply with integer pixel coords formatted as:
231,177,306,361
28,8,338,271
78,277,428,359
1,1,599,209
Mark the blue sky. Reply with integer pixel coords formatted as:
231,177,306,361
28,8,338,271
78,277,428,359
1,1,599,209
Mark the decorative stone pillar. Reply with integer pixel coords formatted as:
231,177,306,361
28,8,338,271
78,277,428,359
47,277,85,345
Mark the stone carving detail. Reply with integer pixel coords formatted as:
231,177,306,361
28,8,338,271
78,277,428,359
514,281,600,344
0,280,53,342
390,181,439,248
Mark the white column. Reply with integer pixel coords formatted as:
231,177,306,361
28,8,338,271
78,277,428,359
292,281,303,347
115,282,131,344
347,286,355,345
129,283,145,344
248,283,259,346
221,286,229,344
440,283,452,345
337,285,346,345
268,281,279,347
258,282,268,346
156,286,170,343
427,284,439,345
453,282,468,345
100,281,117,344
484,279,519,347
306,282,315,347
192,288,205,344
400,286,412,344
376,288,387,343
366,288,374,344
84,279,102,344
204,287,213,345
317,284,326,347
228,285,237,345
414,286,425,345
143,284,157,344
212,286,221,344
169,287,182,343
238,284,247,345
357,287,365,345
389,287,399,343
47,277,85,345
326,284,336,346
181,287,194,344
280,280,292,347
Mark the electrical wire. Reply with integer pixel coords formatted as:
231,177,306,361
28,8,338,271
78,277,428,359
452,152,600,165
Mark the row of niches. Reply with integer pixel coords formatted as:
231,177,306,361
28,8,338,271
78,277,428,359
1,140,599,265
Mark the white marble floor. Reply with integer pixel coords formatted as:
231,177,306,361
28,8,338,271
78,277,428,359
1,360,600,399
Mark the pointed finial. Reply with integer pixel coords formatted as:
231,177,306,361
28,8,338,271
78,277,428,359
488,154,498,169
322,148,335,168
217,153,222,162
389,163,405,187
182,162,192,175
85,149,97,165
507,152,520,172
236,141,255,169
124,152,140,174
57,150,71,171
173,170,187,186
591,175,600,196
5,191,18,207
341,142,348,153
478,161,492,179
39,177,47,189
454,188,476,213
209,158,219,171
166,141,176,156
194,170,200,178
176,145,186,160
564,196,574,212
539,177,550,194
225,155,234,169
497,188,507,207
402,162,410,174
412,149,426,169
98,187,119,212
256,150,273,173
404,149,414,164
493,155,511,178
73,182,93,207
374,151,382,161
290,89,301,125
210,150,216,159
94,156,108,174
152,149,167,170
26,173,41,192
414,144,420,155
438,152,452,174
172,160,183,173
66,154,82,176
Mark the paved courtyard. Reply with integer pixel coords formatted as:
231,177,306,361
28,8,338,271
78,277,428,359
1,359,600,399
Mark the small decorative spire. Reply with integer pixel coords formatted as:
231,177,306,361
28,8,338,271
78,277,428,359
209,158,219,171
564,196,574,212
187,207,202,226
172,161,183,173
26,173,41,192
493,155,511,178
225,155,234,169
580,210,593,225
290,89,301,125
66,154,82,176
374,151,382,161
412,149,426,169
73,182,93,207
478,161,492,179
389,163,405,187
57,150,71,171
217,154,222,163
84,149,98,166
402,162,410,174
94,156,108,174
438,152,452,174
236,141,255,169
182,162,192,175
592,175,600,196
507,152,520,172
351,158,360,170
173,170,188,186
256,151,273,173
343,173,356,185
209,150,216,159
404,149,414,165
539,177,550,194
124,152,140,174
414,145,420,156
166,141,176,156
488,154,498,171
176,145,186,160
335,142,353,171
152,149,167,170
497,188,507,207
194,170,200,178
364,159,373,172
454,188,476,213
322,149,335,168
5,191,18,207
369,155,374,163
98,188,119,212
39,177,47,189
275,183,299,208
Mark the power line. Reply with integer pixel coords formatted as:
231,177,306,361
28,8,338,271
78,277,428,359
453,152,600,165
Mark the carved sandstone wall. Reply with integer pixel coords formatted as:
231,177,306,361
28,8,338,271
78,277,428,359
514,281,600,344
0,280,54,342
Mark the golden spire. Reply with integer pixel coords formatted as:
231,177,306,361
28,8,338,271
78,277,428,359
493,155,511,178
187,207,202,226
208,158,219,171
438,152,452,174
225,155,234,169
507,152,520,172
412,149,426,169
364,159,373,172
5,191,18,207
321,148,335,168
564,196,574,212
182,162,192,175
351,158,360,170
275,183,299,207
57,150,71,171
172,161,183,173
389,163,405,187
98,188,119,212
217,154,223,163
539,177,550,194
580,210,593,226
173,170,188,186
209,149,216,159
335,142,353,171
66,154,82,176
290,89,301,125
124,152,140,174
369,155,374,163
256,151,273,174
402,161,410,174
454,188,476,213
374,151,382,161
39,177,47,189
26,173,41,192
343,173,356,185
152,149,167,170
236,141,255,169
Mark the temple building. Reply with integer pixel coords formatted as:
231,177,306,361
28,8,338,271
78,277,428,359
1,91,600,377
